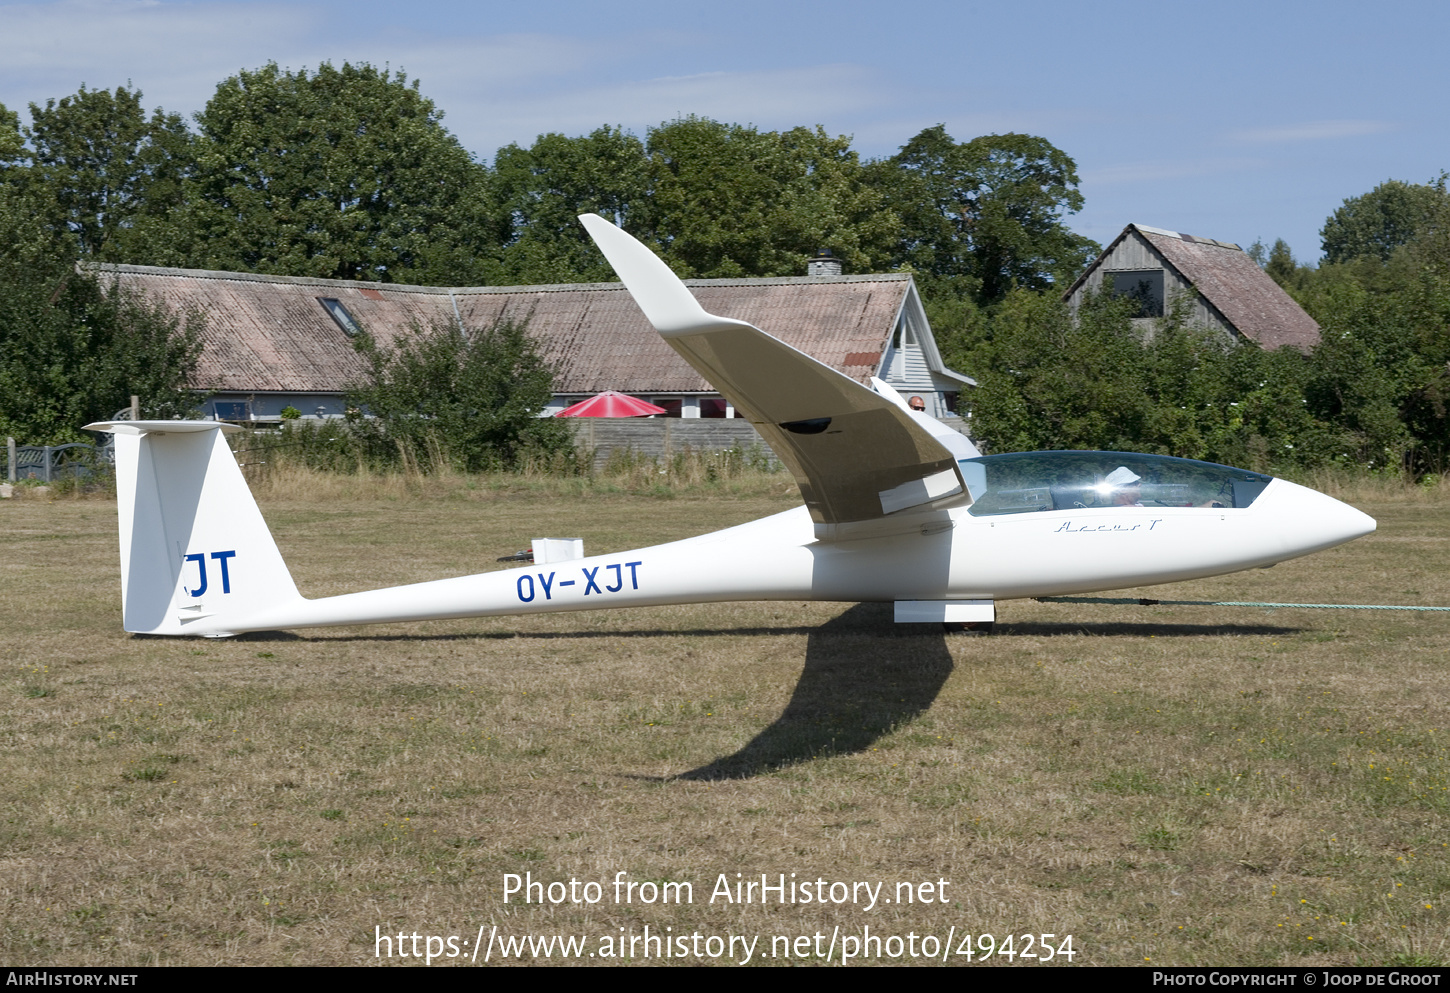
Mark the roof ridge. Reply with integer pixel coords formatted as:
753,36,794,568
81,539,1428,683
88,262,911,294
85,262,435,292
1134,224,1242,251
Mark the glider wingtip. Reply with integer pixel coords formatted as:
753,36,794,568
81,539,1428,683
578,212,722,336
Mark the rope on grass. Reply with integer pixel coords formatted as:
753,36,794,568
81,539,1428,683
1033,596,1450,612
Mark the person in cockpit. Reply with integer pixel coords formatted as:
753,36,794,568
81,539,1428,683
1105,466,1143,506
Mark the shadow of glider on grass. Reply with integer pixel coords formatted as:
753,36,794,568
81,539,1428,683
85,214,1377,639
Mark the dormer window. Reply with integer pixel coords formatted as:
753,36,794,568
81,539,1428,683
318,297,362,337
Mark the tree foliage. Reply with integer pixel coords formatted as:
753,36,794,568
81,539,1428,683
1235,183,1450,476
347,318,570,472
878,126,1098,303
0,102,22,164
0,186,202,444
645,118,897,279
1321,177,1450,264
490,119,1091,300
493,125,651,284
185,62,498,284
1265,238,1297,286
18,84,193,260
492,118,897,282
9,76,1099,301
949,168,1450,479
962,288,1373,474
958,188,1450,478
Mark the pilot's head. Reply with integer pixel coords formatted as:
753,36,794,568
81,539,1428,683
1104,465,1142,505
908,395,926,411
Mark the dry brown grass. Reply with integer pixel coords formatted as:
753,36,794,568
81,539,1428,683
236,450,796,506
1293,469,1450,507
2,486,1449,967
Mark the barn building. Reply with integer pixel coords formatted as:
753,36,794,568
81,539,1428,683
95,264,974,425
1062,223,1320,349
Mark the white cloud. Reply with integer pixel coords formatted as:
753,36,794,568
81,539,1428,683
1229,119,1397,143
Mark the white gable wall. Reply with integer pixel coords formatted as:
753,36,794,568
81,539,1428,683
880,282,974,419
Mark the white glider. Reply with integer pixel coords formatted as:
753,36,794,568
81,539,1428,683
85,215,1376,637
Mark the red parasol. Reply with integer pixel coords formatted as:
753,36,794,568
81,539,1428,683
554,391,667,418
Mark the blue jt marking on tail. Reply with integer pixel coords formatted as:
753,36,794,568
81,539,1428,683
183,550,237,597
515,562,644,603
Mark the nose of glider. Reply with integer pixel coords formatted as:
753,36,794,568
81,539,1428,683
1259,478,1376,558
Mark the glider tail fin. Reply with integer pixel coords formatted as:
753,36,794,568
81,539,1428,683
86,420,301,636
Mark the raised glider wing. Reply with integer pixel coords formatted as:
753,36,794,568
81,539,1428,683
85,215,1377,637
575,213,971,537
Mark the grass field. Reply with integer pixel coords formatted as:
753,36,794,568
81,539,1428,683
2,481,1448,967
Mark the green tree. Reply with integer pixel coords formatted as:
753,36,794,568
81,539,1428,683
1293,260,1450,474
19,84,194,260
0,102,22,163
962,286,1354,473
0,185,202,444
1135,299,1339,471
1303,311,1412,470
1284,183,1450,475
1265,238,1297,286
1246,236,1319,297
968,289,1150,454
645,117,897,278
348,318,570,472
186,62,500,284
878,126,1099,304
492,117,897,282
1321,177,1450,264
493,125,651,284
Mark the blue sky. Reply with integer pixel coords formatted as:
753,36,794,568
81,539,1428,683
3,0,1445,262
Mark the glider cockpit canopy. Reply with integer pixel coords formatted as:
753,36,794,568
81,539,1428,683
960,451,1273,517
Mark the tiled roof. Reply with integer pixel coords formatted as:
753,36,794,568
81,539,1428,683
94,265,914,395
1133,227,1320,350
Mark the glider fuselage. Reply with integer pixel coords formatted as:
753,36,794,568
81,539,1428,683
221,466,1372,637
